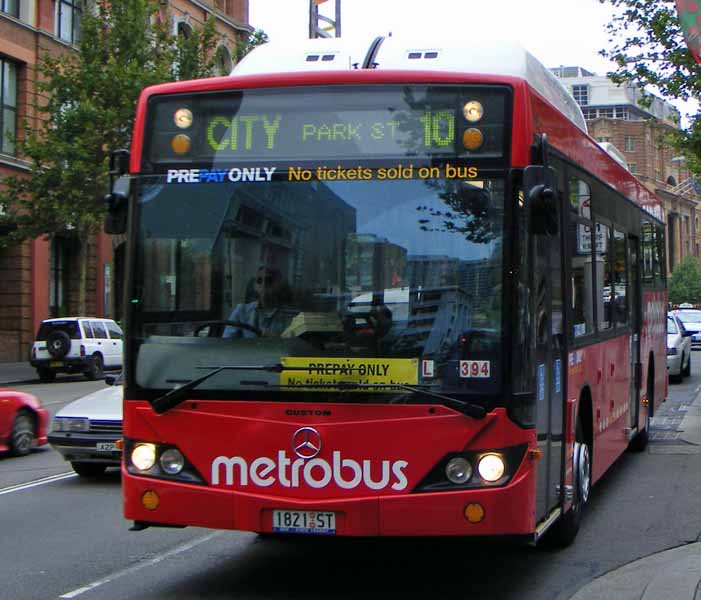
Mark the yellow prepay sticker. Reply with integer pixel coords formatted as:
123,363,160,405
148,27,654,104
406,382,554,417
280,357,419,391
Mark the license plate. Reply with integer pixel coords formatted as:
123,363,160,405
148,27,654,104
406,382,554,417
96,442,117,452
272,510,336,534
50,361,63,367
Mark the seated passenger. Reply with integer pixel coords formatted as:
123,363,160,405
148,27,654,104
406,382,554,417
223,267,294,338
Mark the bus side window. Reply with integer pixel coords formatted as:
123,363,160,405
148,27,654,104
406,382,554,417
568,177,594,338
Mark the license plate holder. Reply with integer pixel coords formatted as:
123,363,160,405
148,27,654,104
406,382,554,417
272,510,336,535
49,361,63,367
96,442,117,452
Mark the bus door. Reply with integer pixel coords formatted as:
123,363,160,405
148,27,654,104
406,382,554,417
628,235,642,432
532,173,565,520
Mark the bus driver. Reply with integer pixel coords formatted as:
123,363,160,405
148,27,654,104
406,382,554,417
223,267,294,338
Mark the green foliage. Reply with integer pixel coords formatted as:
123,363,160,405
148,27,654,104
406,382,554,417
0,0,235,248
235,29,269,62
669,255,701,304
599,0,701,172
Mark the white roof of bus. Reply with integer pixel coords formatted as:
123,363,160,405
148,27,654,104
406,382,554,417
232,37,587,133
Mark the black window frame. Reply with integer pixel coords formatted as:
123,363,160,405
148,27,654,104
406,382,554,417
0,58,18,156
57,0,82,45
1,0,19,18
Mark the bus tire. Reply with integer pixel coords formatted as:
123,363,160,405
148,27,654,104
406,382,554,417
629,363,654,453
546,417,591,548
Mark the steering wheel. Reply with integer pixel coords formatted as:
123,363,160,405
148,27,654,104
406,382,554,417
194,320,262,337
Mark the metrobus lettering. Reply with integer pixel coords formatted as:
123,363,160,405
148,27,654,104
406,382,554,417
166,167,276,184
206,114,281,151
211,450,409,491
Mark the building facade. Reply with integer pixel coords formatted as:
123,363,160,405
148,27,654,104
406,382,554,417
552,66,700,276
0,0,251,362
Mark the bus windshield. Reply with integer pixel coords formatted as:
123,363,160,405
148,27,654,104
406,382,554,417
132,175,505,398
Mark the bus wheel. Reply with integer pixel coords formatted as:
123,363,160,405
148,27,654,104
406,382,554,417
546,418,590,548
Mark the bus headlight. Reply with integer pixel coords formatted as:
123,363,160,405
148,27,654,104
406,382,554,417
131,443,157,471
445,457,473,484
478,453,505,482
159,448,185,475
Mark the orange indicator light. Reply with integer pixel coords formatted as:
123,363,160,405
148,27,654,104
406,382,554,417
464,503,485,524
462,128,484,151
142,490,160,511
171,134,191,155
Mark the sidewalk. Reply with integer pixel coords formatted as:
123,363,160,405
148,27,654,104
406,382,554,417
572,385,701,600
0,361,37,385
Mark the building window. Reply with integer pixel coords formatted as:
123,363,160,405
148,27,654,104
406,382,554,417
58,0,82,44
177,20,193,38
615,107,627,119
49,238,68,317
572,85,589,106
628,162,637,173
599,107,614,118
1,0,19,18
624,136,636,152
0,59,18,155
597,136,611,143
581,107,596,120
214,45,233,75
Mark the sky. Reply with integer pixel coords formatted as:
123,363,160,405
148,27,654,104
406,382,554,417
248,0,696,124
249,0,618,76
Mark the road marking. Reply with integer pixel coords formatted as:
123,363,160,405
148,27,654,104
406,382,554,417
58,531,224,598
0,471,76,495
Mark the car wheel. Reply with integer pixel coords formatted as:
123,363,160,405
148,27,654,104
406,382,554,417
9,410,36,457
85,354,104,381
71,462,107,477
36,368,56,383
683,353,691,378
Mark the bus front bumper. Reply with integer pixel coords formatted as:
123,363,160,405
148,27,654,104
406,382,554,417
123,468,535,537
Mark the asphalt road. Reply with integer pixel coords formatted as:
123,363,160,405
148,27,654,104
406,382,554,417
1,365,700,600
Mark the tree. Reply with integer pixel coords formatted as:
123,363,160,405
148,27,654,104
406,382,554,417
599,0,701,171
235,29,269,62
0,0,221,315
669,255,701,304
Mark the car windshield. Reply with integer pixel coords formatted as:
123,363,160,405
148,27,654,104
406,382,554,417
131,175,506,399
676,311,701,324
667,317,678,335
36,321,81,340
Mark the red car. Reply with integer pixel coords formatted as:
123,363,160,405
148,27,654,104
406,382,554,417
0,389,49,456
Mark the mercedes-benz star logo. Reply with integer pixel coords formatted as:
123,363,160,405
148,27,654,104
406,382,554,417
292,427,321,459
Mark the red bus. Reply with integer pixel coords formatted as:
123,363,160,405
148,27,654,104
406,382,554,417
107,37,667,546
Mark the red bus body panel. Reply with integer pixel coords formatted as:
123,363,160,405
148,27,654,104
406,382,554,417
124,404,536,536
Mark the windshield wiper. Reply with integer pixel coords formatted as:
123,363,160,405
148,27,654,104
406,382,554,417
289,381,486,419
151,365,487,420
238,380,487,419
151,363,295,414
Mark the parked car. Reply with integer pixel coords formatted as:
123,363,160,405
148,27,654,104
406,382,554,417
0,389,49,456
30,317,123,382
672,308,701,349
48,374,122,477
667,313,692,383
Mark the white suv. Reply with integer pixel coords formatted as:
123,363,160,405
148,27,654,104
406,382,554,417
30,318,123,382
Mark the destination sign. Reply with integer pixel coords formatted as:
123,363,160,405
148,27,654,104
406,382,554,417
145,85,508,165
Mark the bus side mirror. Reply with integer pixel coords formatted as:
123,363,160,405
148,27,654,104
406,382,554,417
104,175,130,235
524,165,557,236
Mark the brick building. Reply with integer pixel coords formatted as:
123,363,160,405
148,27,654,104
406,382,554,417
0,0,251,362
552,66,700,276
